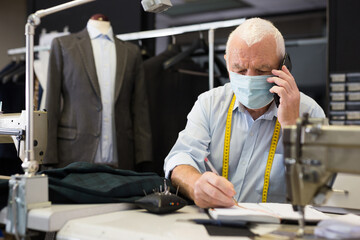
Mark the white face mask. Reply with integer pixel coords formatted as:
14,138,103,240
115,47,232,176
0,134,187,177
229,71,274,109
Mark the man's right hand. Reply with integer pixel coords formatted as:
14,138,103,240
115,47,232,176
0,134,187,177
171,165,236,208
193,171,237,208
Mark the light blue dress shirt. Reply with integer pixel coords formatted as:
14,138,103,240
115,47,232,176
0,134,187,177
87,22,117,166
164,83,325,203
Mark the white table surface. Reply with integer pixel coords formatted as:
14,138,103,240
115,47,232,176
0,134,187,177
323,173,360,209
56,205,279,240
0,203,136,232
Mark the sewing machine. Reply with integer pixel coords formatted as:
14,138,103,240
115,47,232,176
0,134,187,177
0,110,50,237
0,110,47,167
283,114,360,235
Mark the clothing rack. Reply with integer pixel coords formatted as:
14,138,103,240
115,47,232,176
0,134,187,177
7,18,247,89
116,18,246,41
116,18,246,89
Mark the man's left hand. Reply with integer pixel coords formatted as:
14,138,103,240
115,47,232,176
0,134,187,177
268,65,300,126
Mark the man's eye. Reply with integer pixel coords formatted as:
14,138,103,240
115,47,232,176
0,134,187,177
257,70,270,75
237,70,247,74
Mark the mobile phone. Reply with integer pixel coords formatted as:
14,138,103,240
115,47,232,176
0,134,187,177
274,53,292,107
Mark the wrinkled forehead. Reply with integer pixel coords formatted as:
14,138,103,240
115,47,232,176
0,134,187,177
226,37,278,62
226,38,248,57
226,48,242,57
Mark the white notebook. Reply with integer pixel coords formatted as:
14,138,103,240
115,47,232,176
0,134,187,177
208,203,330,224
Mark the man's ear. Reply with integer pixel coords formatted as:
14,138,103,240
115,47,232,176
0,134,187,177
224,54,226,60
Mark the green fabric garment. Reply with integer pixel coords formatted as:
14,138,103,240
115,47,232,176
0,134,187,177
0,162,171,209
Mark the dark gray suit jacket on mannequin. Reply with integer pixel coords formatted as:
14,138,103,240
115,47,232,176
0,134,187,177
44,28,152,171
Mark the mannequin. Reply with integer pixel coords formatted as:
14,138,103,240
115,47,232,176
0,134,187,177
88,14,111,34
44,13,153,171
87,13,117,167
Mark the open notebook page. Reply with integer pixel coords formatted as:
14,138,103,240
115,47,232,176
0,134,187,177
209,203,330,224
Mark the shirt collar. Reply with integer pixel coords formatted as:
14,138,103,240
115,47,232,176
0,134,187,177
87,21,114,42
261,101,278,120
233,98,278,120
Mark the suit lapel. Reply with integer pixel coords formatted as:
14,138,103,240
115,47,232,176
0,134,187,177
114,38,127,101
76,29,101,98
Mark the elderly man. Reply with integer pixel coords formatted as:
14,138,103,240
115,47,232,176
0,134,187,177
164,17,325,208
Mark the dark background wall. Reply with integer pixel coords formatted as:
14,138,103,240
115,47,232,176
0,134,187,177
328,0,360,73
0,0,26,69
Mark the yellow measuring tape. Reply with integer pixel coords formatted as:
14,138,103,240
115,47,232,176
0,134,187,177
262,119,281,202
222,94,280,202
222,94,236,179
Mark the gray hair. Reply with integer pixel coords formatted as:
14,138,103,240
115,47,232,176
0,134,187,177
225,18,285,60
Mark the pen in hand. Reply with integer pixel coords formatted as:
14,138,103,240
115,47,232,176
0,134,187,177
204,158,240,207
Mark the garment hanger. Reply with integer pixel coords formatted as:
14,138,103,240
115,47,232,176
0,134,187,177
189,33,228,78
163,32,224,78
163,33,218,77
12,64,25,83
163,32,227,81
2,63,25,84
0,56,25,84
166,35,181,52
163,32,207,70
0,60,17,76
0,56,22,79
138,39,152,60
163,32,227,76
163,32,213,77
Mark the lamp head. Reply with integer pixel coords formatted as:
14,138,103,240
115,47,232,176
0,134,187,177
141,0,172,13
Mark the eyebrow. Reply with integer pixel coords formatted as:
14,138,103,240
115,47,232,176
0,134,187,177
231,63,244,70
258,64,272,70
231,63,273,70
